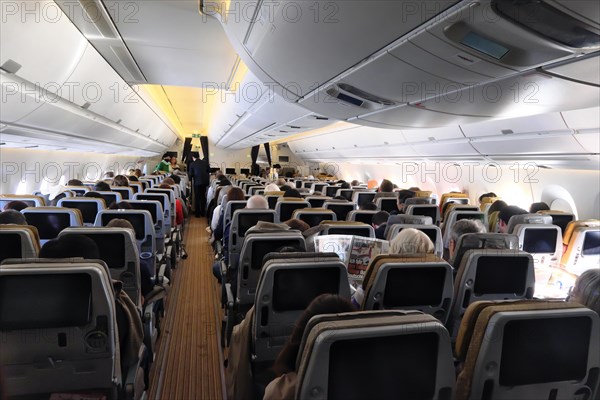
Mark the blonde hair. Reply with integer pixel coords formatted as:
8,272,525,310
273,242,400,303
390,228,434,254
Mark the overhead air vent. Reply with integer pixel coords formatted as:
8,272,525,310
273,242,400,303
501,129,514,135
314,116,329,121
81,102,91,110
0,59,21,74
338,83,396,106
492,0,600,49
287,125,302,129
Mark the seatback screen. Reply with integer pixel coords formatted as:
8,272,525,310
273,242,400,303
24,213,71,240
474,256,529,295
582,230,600,256
384,267,446,307
61,201,98,224
273,267,339,311
523,229,557,254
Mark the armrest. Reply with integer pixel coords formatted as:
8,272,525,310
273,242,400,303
123,344,147,400
225,282,235,310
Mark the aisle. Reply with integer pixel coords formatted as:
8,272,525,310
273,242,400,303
148,217,225,399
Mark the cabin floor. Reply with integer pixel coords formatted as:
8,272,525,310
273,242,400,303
148,217,225,400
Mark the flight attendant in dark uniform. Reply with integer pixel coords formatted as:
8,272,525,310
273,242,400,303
188,152,210,217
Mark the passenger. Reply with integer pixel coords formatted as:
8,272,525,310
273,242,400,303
83,191,105,201
447,219,486,262
373,179,396,200
127,175,139,182
359,201,378,211
0,210,27,225
283,188,302,198
340,182,351,189
529,201,550,213
2,200,29,212
106,219,155,299
170,157,179,171
264,294,355,400
275,178,288,188
408,186,421,191
212,187,245,240
372,210,390,240
487,199,508,215
40,234,99,259
264,183,280,192
103,171,115,179
94,181,111,192
396,189,416,214
109,201,132,210
134,169,143,178
498,205,528,233
478,192,497,204
351,180,360,186
332,195,348,201
169,174,181,185
66,179,84,186
441,200,456,219
353,228,434,307
188,152,210,217
159,183,184,225
568,269,600,315
113,175,130,187
154,153,171,173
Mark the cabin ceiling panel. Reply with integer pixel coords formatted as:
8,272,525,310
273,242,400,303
543,55,600,86
460,112,569,137
356,105,490,128
561,107,600,130
470,133,587,155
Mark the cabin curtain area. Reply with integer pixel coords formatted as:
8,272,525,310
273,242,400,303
263,143,272,167
200,136,209,164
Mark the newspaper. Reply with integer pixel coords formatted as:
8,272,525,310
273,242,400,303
314,234,389,284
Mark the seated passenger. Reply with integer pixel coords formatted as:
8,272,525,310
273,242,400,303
478,192,497,205
109,201,133,210
447,219,486,262
264,183,280,192
134,169,143,178
40,234,99,259
351,180,360,187
113,175,130,187
263,294,355,400
372,210,390,240
498,205,528,233
66,179,84,186
396,189,416,214
529,201,550,213
94,180,111,192
128,175,139,182
568,269,600,315
487,199,508,216
373,179,396,200
360,202,378,211
2,200,29,212
0,210,27,225
212,187,245,240
158,182,184,225
83,191,104,199
352,228,434,307
283,188,302,198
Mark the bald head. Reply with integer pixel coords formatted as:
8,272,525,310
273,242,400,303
247,195,268,209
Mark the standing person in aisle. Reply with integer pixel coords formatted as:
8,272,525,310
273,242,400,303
189,152,210,217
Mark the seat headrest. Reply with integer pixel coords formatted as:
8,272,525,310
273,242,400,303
451,233,519,266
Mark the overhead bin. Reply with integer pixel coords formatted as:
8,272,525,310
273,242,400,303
460,113,569,138
542,54,600,86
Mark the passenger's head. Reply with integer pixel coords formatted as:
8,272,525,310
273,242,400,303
162,177,176,186
340,182,351,189
441,201,456,218
169,174,181,185
94,181,111,192
378,179,394,193
487,199,508,215
283,218,310,232
158,183,172,190
498,205,528,233
478,192,497,204
83,191,104,200
66,179,84,186
162,153,171,161
3,200,29,212
283,188,302,198
39,234,99,259
359,202,378,211
390,228,435,254
276,178,287,188
396,189,416,212
570,269,600,315
351,180,360,187
247,195,268,210
529,201,550,213
127,175,139,182
226,187,245,202
264,183,280,192
273,294,354,375
372,211,390,227
134,169,143,177
448,219,486,258
106,218,135,231
0,210,27,225
109,201,132,210
113,175,129,187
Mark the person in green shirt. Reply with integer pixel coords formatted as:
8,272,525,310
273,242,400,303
154,153,171,173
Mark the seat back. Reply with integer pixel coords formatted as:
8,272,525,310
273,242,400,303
450,233,520,268
223,200,248,228
311,182,328,195
449,249,535,337
515,224,563,289
110,186,134,200
406,204,441,225
95,209,156,275
0,194,46,208
63,186,90,196
442,211,488,249
275,200,310,222
292,208,337,227
252,253,350,363
0,261,119,398
0,225,40,262
305,196,330,208
536,210,575,235
383,214,433,239
562,224,600,275
506,213,552,235
296,311,455,400
386,224,443,257
128,182,143,194
57,197,106,225
361,254,454,324
228,209,277,264
325,185,341,198
134,192,171,232
405,196,436,206
442,204,479,223
455,300,600,400
335,189,354,201
236,231,306,307
59,227,141,307
375,197,398,213
321,221,375,238
478,196,499,212
247,185,265,196
96,191,122,208
126,199,166,241
21,207,83,244
145,188,176,225
324,201,356,221
265,193,284,209
352,191,376,207
440,192,468,208
347,210,378,224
